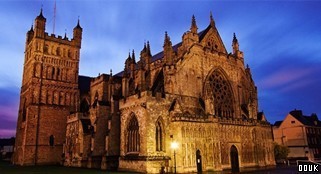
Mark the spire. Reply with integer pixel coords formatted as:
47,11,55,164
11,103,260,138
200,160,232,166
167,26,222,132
36,7,46,20
210,11,215,27
34,7,46,38
233,33,238,43
147,41,151,56
110,69,113,76
132,50,136,63
124,52,131,74
164,31,172,47
190,15,198,34
64,29,67,39
29,24,34,32
141,42,147,56
232,32,239,54
163,32,174,65
75,17,82,30
127,51,132,61
73,17,82,47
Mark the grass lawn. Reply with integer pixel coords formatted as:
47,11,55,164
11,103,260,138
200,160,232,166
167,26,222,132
0,160,138,174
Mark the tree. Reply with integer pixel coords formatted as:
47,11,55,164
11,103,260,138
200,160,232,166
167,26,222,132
274,143,290,160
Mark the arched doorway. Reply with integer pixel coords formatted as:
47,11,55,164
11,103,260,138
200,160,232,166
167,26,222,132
230,145,240,172
196,149,202,173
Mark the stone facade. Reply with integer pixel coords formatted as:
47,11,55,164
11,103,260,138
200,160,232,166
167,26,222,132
14,10,275,172
63,74,121,170
117,15,275,173
13,9,82,165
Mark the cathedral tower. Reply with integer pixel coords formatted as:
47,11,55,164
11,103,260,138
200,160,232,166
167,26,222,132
13,9,82,165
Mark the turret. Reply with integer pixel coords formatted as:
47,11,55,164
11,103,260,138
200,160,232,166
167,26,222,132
181,15,199,50
34,8,46,38
26,25,34,45
232,33,239,54
232,33,243,59
245,64,253,80
124,52,131,77
130,50,136,78
163,32,175,65
122,53,131,98
109,69,113,84
139,42,152,71
73,19,82,48
190,15,198,34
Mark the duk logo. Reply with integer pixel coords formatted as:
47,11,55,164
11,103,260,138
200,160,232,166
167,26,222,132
298,161,321,174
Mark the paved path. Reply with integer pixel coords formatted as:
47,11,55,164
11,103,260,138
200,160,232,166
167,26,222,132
1,161,300,174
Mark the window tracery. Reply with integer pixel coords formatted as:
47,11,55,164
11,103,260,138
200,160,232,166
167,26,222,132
127,114,140,153
206,70,234,118
155,118,164,151
207,36,218,51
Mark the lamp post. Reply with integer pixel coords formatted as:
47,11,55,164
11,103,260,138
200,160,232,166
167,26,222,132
171,141,178,174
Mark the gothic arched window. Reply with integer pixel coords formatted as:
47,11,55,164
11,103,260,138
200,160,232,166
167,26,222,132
205,69,234,118
155,118,164,151
56,47,61,56
44,44,49,54
127,114,140,153
80,98,89,113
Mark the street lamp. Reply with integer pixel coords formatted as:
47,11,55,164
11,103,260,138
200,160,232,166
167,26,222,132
171,141,178,174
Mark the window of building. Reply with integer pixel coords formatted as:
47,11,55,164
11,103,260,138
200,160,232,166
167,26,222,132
49,135,54,146
205,69,234,118
291,120,295,124
22,98,27,122
56,47,61,56
44,44,49,54
52,67,55,79
127,114,139,153
156,119,164,151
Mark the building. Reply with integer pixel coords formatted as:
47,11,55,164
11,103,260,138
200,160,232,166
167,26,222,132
13,9,276,172
63,74,121,170
12,9,82,165
0,138,15,160
273,110,321,161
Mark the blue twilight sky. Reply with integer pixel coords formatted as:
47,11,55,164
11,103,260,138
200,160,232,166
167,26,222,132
0,1,320,138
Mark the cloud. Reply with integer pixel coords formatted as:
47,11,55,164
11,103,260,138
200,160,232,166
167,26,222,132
0,106,18,122
0,129,16,138
1,1,321,136
260,67,318,90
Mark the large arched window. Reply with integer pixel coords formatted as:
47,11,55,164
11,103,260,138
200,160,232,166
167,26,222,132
205,69,234,118
127,114,140,153
155,118,164,151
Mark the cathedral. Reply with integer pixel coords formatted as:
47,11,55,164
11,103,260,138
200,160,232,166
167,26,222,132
13,9,275,173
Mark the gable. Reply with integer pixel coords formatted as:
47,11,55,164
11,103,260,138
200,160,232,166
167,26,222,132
199,25,227,54
279,113,304,128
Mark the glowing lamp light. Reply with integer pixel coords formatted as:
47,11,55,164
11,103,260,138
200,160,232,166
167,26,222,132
171,141,179,150
171,141,178,174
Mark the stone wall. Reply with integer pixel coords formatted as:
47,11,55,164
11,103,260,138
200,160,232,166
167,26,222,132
13,11,81,166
